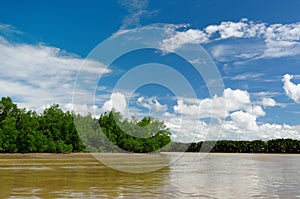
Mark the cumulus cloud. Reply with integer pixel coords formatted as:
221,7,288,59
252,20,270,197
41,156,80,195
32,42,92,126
167,110,300,142
283,74,300,103
223,88,251,111
173,88,255,120
172,88,264,132
230,111,259,131
173,99,200,116
260,97,277,107
165,87,300,142
101,92,127,115
245,105,265,117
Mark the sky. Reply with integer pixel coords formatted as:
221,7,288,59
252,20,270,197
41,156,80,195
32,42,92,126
0,0,300,142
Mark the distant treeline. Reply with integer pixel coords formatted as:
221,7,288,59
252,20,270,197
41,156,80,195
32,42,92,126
0,96,300,153
163,139,300,153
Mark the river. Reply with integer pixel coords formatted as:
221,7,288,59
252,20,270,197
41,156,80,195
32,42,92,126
0,153,299,198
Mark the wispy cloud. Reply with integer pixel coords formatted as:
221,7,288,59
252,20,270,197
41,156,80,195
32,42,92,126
0,23,23,35
209,42,265,63
252,91,282,98
231,72,264,81
0,23,26,43
118,0,156,30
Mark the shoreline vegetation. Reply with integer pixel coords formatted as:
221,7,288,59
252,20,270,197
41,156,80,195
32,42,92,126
0,97,300,154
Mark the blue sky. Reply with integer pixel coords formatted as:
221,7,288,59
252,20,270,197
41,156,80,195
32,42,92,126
1,0,300,142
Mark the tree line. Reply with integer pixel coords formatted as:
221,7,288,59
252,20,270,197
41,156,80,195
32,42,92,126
0,96,300,153
164,139,300,153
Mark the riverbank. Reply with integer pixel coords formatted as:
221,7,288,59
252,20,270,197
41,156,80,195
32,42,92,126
0,152,170,159
1,152,300,160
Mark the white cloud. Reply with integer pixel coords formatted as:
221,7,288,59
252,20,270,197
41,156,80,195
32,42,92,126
245,105,265,117
0,36,110,111
173,99,199,116
101,92,127,115
260,97,277,107
283,74,300,103
168,111,300,142
223,88,251,111
173,88,253,120
230,111,259,131
259,123,300,139
265,23,300,42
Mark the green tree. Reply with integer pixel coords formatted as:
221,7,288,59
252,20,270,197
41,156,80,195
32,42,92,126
1,116,18,152
98,110,171,153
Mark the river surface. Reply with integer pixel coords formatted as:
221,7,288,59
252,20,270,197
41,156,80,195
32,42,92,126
0,153,299,198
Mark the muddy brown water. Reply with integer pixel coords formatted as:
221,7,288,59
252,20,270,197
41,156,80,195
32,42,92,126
0,153,299,198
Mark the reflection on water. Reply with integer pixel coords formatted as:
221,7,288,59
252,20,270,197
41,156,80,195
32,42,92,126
0,153,300,198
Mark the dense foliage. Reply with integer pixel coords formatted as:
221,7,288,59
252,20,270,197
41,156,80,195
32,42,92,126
0,97,171,153
0,97,84,153
75,110,172,153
